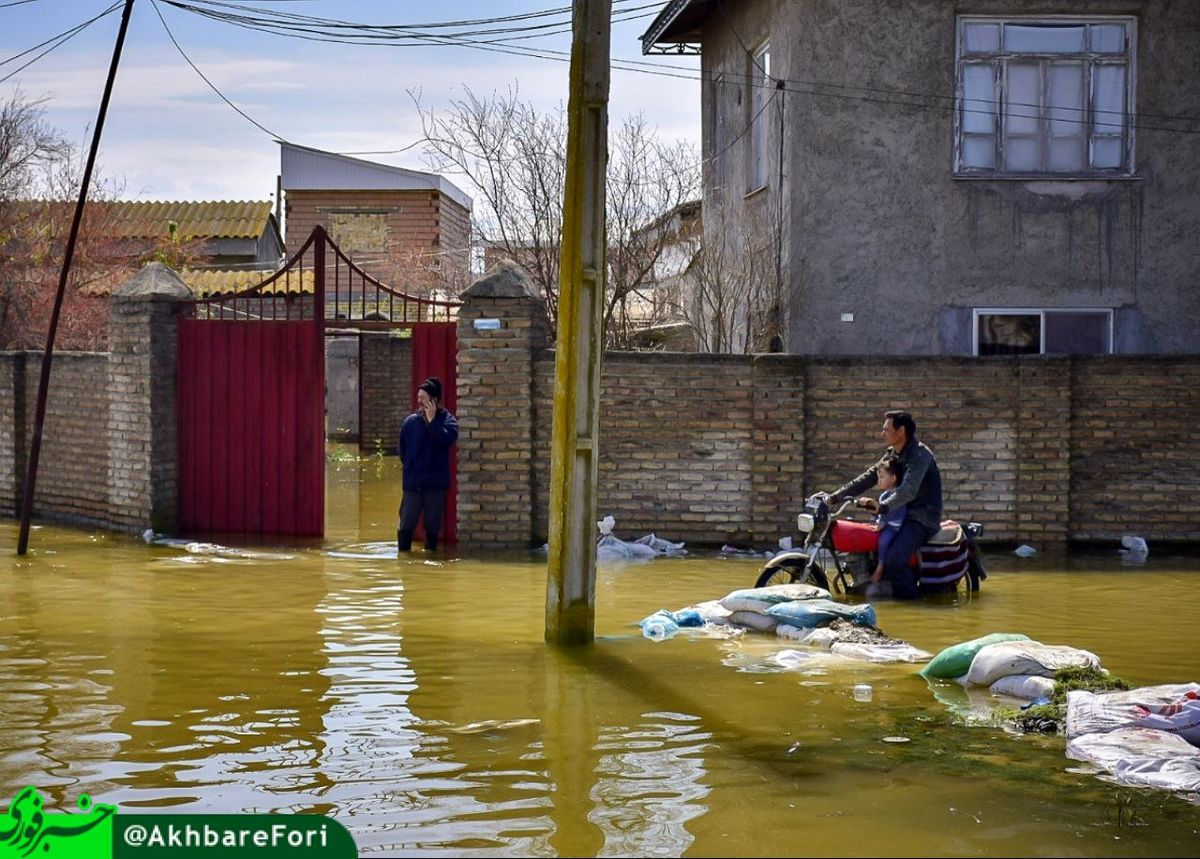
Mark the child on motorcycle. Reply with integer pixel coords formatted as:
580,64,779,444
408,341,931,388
861,456,907,587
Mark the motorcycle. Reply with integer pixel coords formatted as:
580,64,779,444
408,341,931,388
755,494,988,595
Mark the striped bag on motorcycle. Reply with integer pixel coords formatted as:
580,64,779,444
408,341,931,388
917,542,970,585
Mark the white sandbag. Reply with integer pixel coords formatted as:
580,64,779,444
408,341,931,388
727,610,778,633
989,674,1057,701
634,533,687,556
1067,728,1200,793
597,533,659,562
830,642,933,664
965,641,1101,687
776,624,836,648
720,583,830,613
1066,683,1200,739
684,599,732,625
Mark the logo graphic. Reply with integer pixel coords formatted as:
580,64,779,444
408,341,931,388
0,787,116,858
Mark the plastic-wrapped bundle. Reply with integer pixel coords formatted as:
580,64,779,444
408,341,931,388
765,599,877,629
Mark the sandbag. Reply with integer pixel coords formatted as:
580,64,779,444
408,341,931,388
776,624,837,648
765,599,877,629
1133,693,1200,745
989,674,1056,701
830,642,932,663
965,641,1100,687
720,583,830,613
727,610,778,633
1067,728,1200,793
1066,684,1200,739
684,599,732,625
918,633,1031,680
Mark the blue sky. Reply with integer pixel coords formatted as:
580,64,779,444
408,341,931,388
1,0,700,201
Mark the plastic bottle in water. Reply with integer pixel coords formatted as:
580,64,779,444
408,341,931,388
640,610,680,641
852,684,873,702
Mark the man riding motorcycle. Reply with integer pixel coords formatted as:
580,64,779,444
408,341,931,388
819,410,942,599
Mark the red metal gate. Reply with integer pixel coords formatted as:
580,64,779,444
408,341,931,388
411,322,458,542
178,227,460,538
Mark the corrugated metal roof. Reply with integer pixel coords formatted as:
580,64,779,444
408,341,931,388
181,268,314,296
101,201,274,241
279,142,473,212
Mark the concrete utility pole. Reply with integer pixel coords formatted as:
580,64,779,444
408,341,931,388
545,0,611,645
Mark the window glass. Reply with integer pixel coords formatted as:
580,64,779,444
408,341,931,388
1091,137,1124,169
1089,24,1126,53
962,65,996,134
1005,64,1040,136
1045,311,1110,354
1005,138,1039,172
962,137,996,168
1004,24,1086,53
1093,65,1126,134
978,314,1040,355
963,23,1000,53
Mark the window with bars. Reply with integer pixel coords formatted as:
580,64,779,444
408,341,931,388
955,18,1134,176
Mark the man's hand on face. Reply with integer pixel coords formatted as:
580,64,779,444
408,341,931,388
422,400,437,423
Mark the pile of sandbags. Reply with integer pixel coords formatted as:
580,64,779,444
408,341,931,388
640,584,929,663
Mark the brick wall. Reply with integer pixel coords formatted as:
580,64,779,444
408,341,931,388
498,348,1199,547
359,332,413,453
0,351,111,525
1071,358,1200,541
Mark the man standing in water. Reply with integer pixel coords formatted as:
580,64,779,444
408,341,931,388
822,410,943,599
397,377,458,552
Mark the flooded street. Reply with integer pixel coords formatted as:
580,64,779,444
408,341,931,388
1,447,1198,856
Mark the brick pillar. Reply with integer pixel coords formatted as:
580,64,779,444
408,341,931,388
359,332,412,453
750,355,807,542
107,263,192,533
455,261,548,549
1015,357,1072,548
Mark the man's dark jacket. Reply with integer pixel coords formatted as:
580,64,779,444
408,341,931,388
398,408,459,491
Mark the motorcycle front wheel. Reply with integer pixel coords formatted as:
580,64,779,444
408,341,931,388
754,561,830,591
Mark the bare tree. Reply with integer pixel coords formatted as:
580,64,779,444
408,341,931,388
0,91,128,350
415,88,698,345
671,204,783,354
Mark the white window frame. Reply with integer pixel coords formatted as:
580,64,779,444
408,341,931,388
748,42,770,193
972,308,1114,355
954,16,1137,177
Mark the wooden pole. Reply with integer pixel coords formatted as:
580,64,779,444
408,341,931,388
545,0,611,645
17,0,137,555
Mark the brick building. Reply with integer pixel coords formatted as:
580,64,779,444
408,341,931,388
279,143,472,316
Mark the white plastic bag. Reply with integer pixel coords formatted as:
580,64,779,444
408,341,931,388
830,642,933,663
1066,684,1200,738
775,624,836,648
1067,728,1200,793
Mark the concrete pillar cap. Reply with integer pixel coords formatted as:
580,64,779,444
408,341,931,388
462,259,538,299
113,262,193,300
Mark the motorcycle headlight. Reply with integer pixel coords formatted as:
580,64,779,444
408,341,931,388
797,513,815,533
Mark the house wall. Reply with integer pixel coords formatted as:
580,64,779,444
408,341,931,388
697,0,1200,356
284,189,471,294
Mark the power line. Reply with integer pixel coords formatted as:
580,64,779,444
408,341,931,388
0,2,122,84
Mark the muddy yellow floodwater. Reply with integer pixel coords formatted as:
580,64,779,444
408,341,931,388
1,448,1197,856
